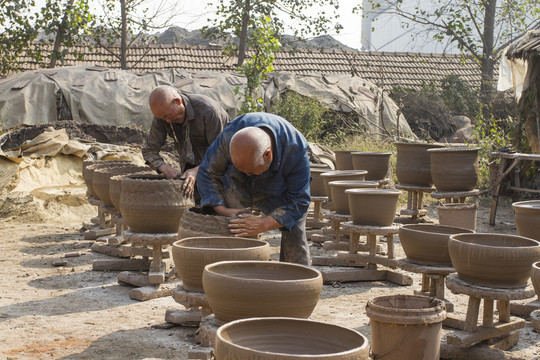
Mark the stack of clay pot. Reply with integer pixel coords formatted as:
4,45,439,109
320,170,368,201
215,317,370,359
328,180,378,215
395,141,444,187
351,151,392,181
82,159,132,198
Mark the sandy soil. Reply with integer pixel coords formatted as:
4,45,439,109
0,192,539,360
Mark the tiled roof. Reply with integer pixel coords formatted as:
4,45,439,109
12,43,488,91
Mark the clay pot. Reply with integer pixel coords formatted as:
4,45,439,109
448,233,540,288
395,142,444,187
203,260,323,322
428,147,480,191
215,317,370,360
532,261,540,299
366,295,446,360
320,170,368,201
437,203,478,231
119,173,193,233
334,150,354,170
83,160,132,197
346,188,401,226
399,224,474,266
328,180,379,215
512,200,540,241
109,169,152,210
93,165,149,207
351,151,392,181
310,168,330,197
172,237,270,292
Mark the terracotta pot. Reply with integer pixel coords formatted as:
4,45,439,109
203,260,323,322
448,233,540,288
395,142,444,187
399,224,474,266
334,150,354,170
346,188,401,226
428,147,480,191
437,203,478,231
351,151,392,181
328,180,379,215
366,295,446,360
320,170,368,201
93,165,149,207
512,200,540,241
173,237,270,292
215,317,370,360
109,169,152,211
532,261,540,299
119,174,193,233
310,168,330,197
83,160,132,197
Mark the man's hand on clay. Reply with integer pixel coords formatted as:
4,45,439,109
181,166,198,197
228,213,264,237
157,164,180,180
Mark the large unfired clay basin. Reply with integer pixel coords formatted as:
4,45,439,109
351,151,391,180
172,237,270,292
512,200,540,241
310,168,330,197
399,224,474,266
346,188,401,226
321,170,368,200
329,180,379,215
533,261,540,299
334,150,355,170
202,260,323,322
448,233,540,288
215,317,370,360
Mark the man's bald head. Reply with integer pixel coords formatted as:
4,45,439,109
149,85,185,124
230,127,273,176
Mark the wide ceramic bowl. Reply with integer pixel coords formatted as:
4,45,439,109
513,200,540,241
329,180,379,215
399,224,474,266
533,261,540,299
448,233,540,288
320,170,368,200
215,317,370,360
172,237,270,292
346,188,401,226
203,260,323,322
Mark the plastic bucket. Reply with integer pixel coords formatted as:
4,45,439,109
366,295,446,360
437,203,477,231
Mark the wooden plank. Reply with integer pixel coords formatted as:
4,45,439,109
90,242,130,258
84,227,115,240
385,270,413,286
319,267,386,283
445,318,526,347
464,296,481,332
92,258,151,271
337,253,398,268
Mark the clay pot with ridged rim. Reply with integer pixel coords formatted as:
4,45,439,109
328,180,379,215
172,237,270,292
395,141,444,187
346,188,401,226
532,261,540,299
320,170,368,201
93,165,150,207
351,151,392,181
119,173,194,233
512,200,540,241
109,169,153,211
83,160,132,197
448,233,540,288
215,317,370,360
399,224,474,266
334,150,354,170
428,147,480,191
202,260,323,322
310,168,330,196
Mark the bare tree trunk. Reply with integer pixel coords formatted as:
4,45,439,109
237,0,251,66
120,0,128,69
480,0,497,96
49,0,75,68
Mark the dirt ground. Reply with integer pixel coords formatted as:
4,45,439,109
1,186,539,360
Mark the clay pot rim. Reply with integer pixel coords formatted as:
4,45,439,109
173,237,269,251
427,146,480,153
328,180,379,188
93,164,148,175
437,203,477,210
394,141,445,147
366,295,446,324
533,261,540,270
449,233,540,249
350,151,392,156
512,200,540,210
122,174,181,183
310,168,332,174
320,170,368,177
346,188,401,196
333,150,354,153
366,294,445,313
204,260,322,282
216,316,369,357
400,223,475,235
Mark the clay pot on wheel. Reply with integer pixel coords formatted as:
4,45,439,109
395,141,444,187
93,165,150,207
320,170,368,201
512,200,540,241
83,160,132,197
172,237,270,292
215,317,370,360
428,147,480,191
328,180,379,215
334,150,354,170
202,260,323,322
346,188,401,226
448,233,540,288
119,173,194,233
399,224,474,266
351,151,391,181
